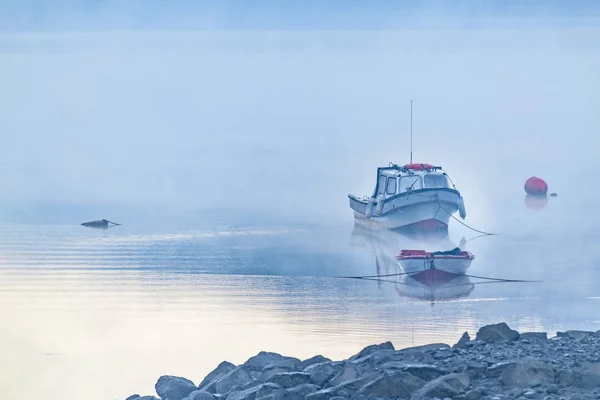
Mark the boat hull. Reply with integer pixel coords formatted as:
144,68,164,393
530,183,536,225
398,256,473,275
349,188,461,231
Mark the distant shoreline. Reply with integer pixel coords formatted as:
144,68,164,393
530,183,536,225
126,322,600,400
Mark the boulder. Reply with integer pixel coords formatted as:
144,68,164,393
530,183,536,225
355,371,425,399
214,367,255,394
304,362,343,387
126,395,141,400
453,332,471,348
571,363,600,389
411,373,470,399
265,372,311,389
557,331,595,341
243,352,300,372
155,376,197,400
287,384,321,397
306,376,373,400
198,362,237,391
486,361,516,378
300,355,332,371
499,358,555,388
519,332,548,341
324,365,359,388
348,341,395,361
475,323,519,343
184,391,215,400
379,362,446,382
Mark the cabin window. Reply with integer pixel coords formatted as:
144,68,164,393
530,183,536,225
399,175,422,192
424,174,449,189
386,177,397,195
377,175,387,195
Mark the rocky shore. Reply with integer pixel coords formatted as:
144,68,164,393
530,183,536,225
126,322,600,400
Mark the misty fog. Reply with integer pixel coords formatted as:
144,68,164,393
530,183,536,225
1,2,599,228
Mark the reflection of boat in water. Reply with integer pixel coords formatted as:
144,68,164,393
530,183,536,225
395,272,474,302
81,219,120,229
395,248,475,275
350,224,474,301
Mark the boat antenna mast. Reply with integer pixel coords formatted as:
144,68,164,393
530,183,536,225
410,99,413,164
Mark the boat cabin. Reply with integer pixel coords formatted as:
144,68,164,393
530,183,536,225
373,163,451,198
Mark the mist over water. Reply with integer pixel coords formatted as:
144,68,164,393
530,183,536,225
1,2,600,400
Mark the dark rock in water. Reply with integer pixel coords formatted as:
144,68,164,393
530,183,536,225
412,373,470,399
476,322,520,343
183,391,214,400
155,376,197,400
81,218,120,229
348,341,395,361
499,358,554,388
198,361,237,391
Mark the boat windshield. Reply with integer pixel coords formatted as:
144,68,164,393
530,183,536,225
424,174,449,189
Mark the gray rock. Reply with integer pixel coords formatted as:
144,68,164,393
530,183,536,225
546,385,559,395
556,331,595,341
523,389,536,398
519,333,548,341
487,362,516,378
306,377,373,400
199,362,237,391
500,359,555,388
404,343,452,353
184,391,215,400
304,362,343,387
454,332,471,348
301,355,332,370
156,376,197,400
325,365,359,388
126,395,141,400
265,372,311,389
214,367,255,394
349,341,395,361
258,368,292,383
226,385,266,400
243,352,300,372
465,389,483,400
138,397,161,400
571,362,600,389
476,323,520,343
355,371,425,399
412,373,470,399
288,384,321,397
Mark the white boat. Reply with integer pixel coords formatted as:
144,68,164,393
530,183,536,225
348,162,466,231
395,248,474,275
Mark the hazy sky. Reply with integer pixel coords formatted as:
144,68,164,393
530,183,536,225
1,1,599,223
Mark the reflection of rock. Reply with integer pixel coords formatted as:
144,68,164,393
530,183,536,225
524,194,547,210
395,272,474,302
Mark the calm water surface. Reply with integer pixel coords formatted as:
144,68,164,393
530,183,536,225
1,194,599,400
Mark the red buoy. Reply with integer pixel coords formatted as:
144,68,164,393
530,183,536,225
524,176,548,196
